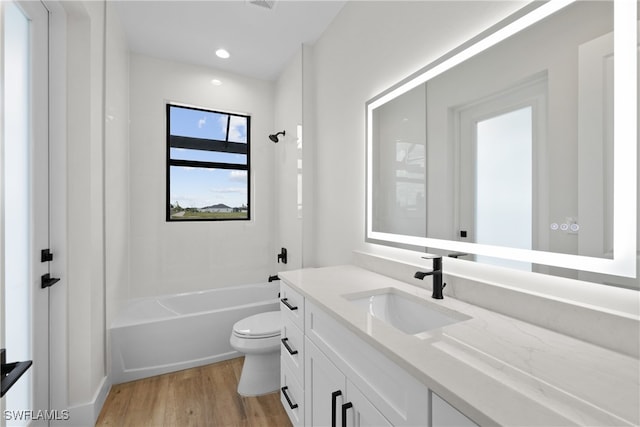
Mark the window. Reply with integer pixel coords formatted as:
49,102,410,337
166,104,250,221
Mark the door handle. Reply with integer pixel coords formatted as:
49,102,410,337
281,338,298,355
1,349,32,397
41,273,60,289
341,401,353,427
331,390,343,427
280,298,298,311
281,386,298,409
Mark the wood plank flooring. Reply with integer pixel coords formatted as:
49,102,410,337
96,357,292,427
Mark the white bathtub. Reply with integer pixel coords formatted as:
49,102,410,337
110,282,280,384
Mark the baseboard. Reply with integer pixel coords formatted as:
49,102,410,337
63,376,111,427
112,350,241,385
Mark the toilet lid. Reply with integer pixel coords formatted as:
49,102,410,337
232,311,281,338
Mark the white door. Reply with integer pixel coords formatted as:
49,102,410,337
1,1,51,424
305,339,345,427
343,383,392,427
457,76,547,271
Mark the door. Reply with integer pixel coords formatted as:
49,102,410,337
1,0,51,424
342,383,392,427
457,76,547,271
305,338,345,427
305,339,392,427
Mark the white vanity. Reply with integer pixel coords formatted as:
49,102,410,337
278,265,639,427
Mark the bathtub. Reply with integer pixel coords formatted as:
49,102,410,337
110,282,280,384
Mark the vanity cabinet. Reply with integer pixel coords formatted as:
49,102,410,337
305,299,430,426
280,283,305,426
281,279,477,427
306,337,392,427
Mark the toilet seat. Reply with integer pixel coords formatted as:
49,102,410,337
232,311,281,339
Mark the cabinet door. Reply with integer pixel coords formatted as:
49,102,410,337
344,382,393,427
305,338,346,427
306,300,430,426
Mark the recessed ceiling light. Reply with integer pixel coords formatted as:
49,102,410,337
216,49,230,59
211,79,222,86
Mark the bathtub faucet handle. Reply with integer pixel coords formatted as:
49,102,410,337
277,248,288,264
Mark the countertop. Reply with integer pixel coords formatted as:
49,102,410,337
279,265,640,427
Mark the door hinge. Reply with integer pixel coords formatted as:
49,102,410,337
41,248,53,262
41,273,60,289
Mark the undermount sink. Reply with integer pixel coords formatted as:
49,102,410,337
344,288,469,335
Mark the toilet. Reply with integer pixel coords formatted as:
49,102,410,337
229,310,282,396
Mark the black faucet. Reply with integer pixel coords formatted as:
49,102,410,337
414,256,446,299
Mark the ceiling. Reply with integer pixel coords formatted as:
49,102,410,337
114,0,346,81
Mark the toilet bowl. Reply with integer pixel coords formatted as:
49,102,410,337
229,310,281,396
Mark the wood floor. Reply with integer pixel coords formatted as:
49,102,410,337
96,357,292,427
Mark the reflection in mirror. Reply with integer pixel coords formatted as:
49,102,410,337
367,0,637,286
372,84,426,237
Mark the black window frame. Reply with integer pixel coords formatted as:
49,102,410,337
166,103,251,222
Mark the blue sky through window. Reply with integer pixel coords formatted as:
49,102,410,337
170,166,248,209
168,105,249,211
170,105,247,143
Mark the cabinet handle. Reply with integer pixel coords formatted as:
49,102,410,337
281,338,298,355
281,386,298,409
331,390,343,427
341,402,353,427
280,297,298,311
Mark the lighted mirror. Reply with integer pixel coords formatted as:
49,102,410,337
366,0,637,282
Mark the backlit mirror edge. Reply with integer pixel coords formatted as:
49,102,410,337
365,0,637,279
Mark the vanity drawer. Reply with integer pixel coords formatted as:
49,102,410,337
281,316,304,384
280,282,305,330
280,357,304,427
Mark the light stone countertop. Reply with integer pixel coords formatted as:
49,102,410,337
279,265,640,427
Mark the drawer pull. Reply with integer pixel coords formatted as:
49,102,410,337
331,390,343,427
341,402,353,427
281,297,298,311
281,386,298,409
281,338,298,355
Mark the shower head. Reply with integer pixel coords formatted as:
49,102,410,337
268,130,285,143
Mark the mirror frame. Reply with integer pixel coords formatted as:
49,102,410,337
366,0,637,278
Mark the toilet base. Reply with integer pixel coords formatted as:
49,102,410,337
237,351,281,396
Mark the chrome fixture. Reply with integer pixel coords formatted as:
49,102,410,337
414,255,446,299
268,130,285,143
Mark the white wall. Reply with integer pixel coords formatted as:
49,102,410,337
274,49,303,271
309,1,638,352
62,0,107,416
128,54,276,299
310,0,527,267
104,0,129,336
